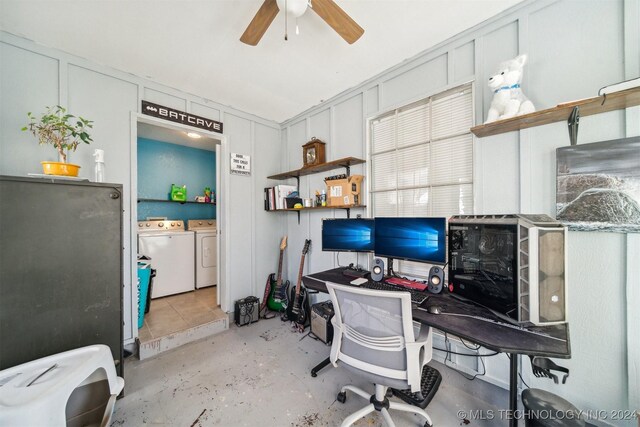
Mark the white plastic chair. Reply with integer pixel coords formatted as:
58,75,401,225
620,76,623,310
0,344,124,427
327,282,435,427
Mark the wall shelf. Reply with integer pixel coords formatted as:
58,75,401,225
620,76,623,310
267,157,365,181
138,198,216,206
274,204,366,213
267,156,366,223
470,87,640,139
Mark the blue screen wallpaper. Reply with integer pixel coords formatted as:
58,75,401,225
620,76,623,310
322,219,375,252
374,217,446,264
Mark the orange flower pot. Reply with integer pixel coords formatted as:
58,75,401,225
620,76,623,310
41,161,81,177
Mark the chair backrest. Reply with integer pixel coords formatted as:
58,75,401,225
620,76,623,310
327,282,421,383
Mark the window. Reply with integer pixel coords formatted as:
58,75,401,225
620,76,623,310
368,83,473,275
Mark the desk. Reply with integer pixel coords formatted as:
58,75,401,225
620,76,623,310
303,267,571,427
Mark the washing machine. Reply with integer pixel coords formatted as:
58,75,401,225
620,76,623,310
137,220,195,298
188,219,217,289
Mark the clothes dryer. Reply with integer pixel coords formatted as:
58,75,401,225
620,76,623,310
188,220,217,289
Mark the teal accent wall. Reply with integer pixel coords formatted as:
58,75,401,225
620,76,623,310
137,137,216,223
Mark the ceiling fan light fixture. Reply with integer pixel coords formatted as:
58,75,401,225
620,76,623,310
276,0,308,17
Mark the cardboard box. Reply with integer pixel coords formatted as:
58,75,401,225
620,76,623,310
325,175,364,206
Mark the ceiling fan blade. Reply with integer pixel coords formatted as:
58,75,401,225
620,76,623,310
311,0,364,44
240,0,280,46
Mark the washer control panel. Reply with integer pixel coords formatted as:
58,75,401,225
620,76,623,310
137,220,184,232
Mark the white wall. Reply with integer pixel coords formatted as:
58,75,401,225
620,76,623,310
0,31,284,345
280,0,639,421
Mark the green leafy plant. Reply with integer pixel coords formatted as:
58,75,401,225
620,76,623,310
22,105,93,163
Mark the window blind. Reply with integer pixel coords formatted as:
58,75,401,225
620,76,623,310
369,83,473,276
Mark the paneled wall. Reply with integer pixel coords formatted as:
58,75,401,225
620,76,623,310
0,31,283,345
280,0,639,418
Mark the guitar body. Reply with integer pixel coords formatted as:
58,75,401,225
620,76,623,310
264,237,289,313
285,285,308,326
267,274,289,311
284,239,312,331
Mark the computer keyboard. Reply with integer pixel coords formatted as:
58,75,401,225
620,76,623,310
364,281,429,305
385,277,428,292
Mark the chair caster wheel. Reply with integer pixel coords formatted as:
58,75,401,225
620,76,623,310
311,372,317,378
386,389,393,398
424,421,433,427
337,391,347,403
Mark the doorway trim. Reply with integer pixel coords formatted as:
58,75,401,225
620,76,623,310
129,112,231,341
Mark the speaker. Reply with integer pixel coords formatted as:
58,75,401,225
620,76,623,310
310,301,334,344
234,296,260,326
427,266,444,294
371,258,384,282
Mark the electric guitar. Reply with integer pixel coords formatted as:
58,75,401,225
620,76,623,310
266,236,289,312
285,239,311,331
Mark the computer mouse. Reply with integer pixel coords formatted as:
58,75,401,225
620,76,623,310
427,305,442,315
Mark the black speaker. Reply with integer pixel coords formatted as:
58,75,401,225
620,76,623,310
234,296,260,326
371,258,384,282
310,301,334,344
427,266,445,294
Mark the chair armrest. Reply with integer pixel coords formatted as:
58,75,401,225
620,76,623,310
405,326,433,392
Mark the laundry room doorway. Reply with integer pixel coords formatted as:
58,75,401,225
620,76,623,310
130,113,229,358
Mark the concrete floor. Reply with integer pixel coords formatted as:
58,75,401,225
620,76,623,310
113,317,509,426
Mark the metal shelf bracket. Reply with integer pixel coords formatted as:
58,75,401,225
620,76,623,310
568,106,580,146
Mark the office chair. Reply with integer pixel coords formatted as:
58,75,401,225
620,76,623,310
327,282,436,427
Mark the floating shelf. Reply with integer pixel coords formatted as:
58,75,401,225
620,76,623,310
271,204,366,213
138,198,216,206
267,157,365,181
470,87,640,138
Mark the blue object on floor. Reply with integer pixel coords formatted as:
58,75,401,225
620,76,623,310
137,262,152,329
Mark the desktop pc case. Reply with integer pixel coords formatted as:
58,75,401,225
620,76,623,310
448,214,568,325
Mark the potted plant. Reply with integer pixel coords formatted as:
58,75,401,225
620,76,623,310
22,105,93,177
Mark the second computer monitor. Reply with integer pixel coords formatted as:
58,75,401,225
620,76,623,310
322,218,375,252
375,217,447,264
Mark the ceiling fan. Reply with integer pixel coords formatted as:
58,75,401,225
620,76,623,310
240,0,364,46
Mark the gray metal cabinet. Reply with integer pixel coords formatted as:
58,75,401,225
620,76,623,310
0,176,123,377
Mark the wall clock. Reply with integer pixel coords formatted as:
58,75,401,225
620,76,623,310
302,137,326,167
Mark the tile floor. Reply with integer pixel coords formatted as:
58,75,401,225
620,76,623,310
114,317,510,426
138,287,227,343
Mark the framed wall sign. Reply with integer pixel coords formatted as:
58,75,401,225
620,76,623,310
230,153,251,176
141,100,223,133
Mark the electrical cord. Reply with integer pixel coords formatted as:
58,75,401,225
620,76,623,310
505,354,531,389
439,333,492,381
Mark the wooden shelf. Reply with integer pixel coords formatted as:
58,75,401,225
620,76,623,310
470,87,640,138
138,198,216,206
267,157,365,180
272,204,366,212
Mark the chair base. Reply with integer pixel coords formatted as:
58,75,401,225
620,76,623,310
337,383,433,427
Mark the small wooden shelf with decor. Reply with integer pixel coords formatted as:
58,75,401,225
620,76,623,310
267,156,366,223
470,87,640,145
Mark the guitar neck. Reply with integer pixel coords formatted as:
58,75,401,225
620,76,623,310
275,249,285,287
294,253,306,298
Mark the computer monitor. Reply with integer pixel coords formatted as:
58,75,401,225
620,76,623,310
374,217,447,264
321,218,375,252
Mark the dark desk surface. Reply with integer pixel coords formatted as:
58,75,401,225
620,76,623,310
303,267,571,358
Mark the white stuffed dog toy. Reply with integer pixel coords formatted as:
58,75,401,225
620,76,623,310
485,54,535,123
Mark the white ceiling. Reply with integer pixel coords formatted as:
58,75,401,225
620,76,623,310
0,0,523,123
